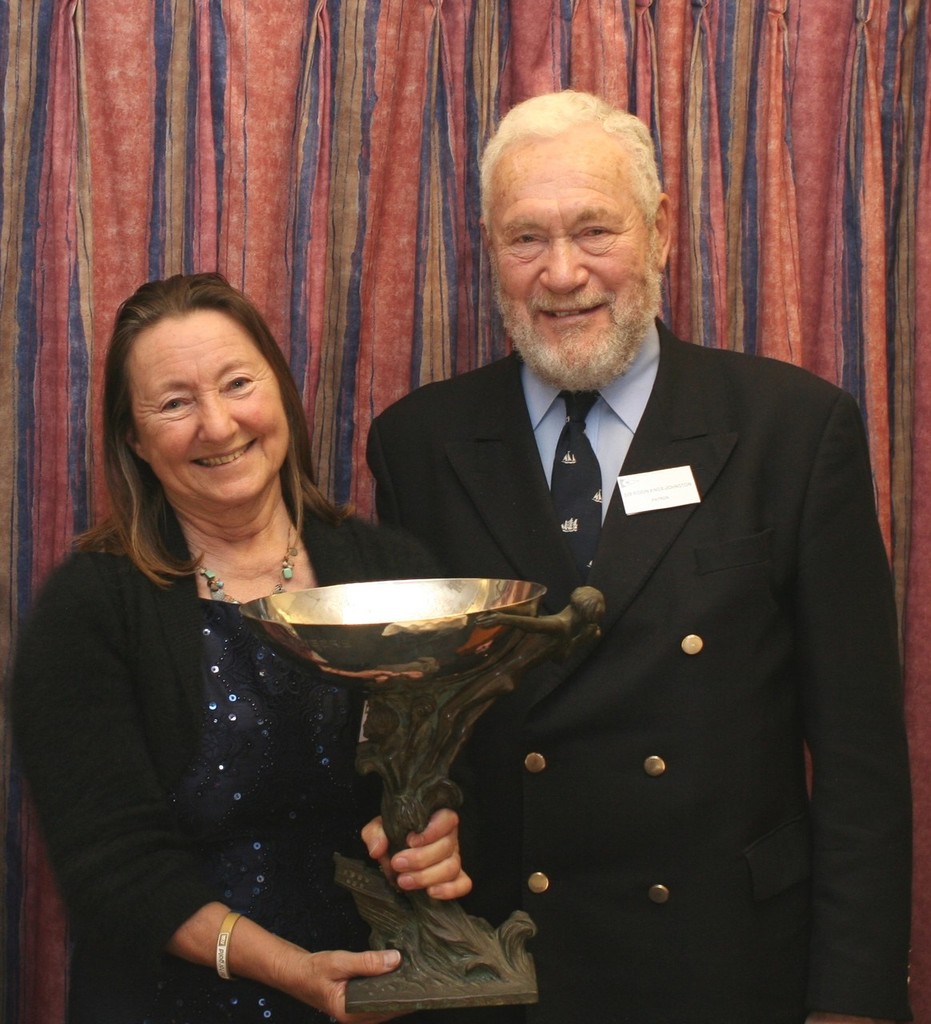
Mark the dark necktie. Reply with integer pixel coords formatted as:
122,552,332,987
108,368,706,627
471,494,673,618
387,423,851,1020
550,390,602,577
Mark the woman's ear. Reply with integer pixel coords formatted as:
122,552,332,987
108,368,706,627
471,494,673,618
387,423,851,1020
126,429,145,461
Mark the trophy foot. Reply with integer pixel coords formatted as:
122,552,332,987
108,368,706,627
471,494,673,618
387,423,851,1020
346,969,538,1013
335,854,538,1013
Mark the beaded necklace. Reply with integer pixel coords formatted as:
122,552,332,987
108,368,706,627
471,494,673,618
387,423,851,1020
199,528,297,604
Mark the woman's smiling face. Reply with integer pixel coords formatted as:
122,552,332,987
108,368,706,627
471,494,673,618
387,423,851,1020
126,309,290,522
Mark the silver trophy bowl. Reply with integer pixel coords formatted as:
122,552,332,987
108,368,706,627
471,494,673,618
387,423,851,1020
241,576,547,682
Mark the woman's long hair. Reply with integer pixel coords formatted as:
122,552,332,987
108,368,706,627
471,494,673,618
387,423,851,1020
79,272,346,583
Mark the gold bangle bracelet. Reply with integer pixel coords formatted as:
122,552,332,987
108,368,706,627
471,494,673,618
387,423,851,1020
215,910,242,980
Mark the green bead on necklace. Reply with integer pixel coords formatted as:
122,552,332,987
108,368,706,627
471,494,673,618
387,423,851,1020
199,529,297,604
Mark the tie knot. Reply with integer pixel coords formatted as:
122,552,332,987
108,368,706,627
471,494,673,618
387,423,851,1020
560,390,598,423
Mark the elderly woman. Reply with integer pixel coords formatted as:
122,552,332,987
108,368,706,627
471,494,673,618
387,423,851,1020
10,273,468,1024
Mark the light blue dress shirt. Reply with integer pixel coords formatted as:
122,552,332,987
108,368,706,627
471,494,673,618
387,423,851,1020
521,323,660,522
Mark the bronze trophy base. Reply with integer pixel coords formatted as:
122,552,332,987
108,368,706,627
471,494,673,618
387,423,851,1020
336,855,537,1012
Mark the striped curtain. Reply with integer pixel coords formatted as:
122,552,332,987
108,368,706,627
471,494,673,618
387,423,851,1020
2,1,929,1020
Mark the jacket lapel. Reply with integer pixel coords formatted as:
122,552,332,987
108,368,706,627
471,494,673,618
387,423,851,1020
443,356,580,613
589,327,737,633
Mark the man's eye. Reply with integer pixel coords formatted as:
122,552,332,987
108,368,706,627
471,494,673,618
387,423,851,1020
513,234,549,250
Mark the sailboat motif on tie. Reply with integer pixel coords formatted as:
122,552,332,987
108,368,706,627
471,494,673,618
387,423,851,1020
550,391,602,576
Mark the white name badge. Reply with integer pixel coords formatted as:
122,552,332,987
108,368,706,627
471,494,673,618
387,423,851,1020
618,465,701,515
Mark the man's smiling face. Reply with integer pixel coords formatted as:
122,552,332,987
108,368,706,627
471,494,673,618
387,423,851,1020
483,123,669,391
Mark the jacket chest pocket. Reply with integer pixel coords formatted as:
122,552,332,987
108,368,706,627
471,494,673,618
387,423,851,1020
694,528,774,575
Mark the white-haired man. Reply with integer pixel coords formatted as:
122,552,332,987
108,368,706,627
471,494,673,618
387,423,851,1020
367,91,911,1024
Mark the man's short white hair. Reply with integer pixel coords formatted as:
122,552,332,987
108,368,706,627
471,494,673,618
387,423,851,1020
480,90,662,224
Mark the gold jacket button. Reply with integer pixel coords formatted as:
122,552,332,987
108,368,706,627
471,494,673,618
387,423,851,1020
524,752,547,773
527,872,550,894
681,634,704,655
643,755,667,777
648,884,670,904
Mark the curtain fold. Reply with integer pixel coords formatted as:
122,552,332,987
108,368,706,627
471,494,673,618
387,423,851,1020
685,0,728,348
750,1,803,366
286,0,331,401
887,0,923,612
714,0,752,352
2,2,929,1021
841,0,893,549
904,2,931,1014
653,4,691,330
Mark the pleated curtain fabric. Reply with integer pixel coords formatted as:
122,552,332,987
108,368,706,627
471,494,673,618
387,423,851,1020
3,2,931,1022
551,391,602,577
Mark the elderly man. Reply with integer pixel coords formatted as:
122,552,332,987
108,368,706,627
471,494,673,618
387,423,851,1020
367,91,911,1024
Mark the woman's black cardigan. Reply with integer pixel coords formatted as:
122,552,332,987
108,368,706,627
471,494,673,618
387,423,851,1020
10,509,437,968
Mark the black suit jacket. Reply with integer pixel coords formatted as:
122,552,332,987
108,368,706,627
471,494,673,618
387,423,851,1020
367,325,912,1024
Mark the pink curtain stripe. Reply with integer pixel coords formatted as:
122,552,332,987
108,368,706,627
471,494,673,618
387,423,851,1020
351,0,447,512
654,3,691,335
217,2,304,328
81,0,156,517
632,0,659,130
33,1,80,580
502,0,564,106
754,2,803,366
192,1,221,274
789,2,851,386
568,0,631,108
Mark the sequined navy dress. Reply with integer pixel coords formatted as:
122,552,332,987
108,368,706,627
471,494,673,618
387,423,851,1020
135,599,377,1024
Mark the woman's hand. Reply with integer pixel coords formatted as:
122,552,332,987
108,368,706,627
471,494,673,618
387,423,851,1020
167,809,473,1023
168,903,407,1022
362,808,473,900
271,941,405,1023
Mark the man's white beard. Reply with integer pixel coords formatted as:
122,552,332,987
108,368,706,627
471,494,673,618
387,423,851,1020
496,257,662,393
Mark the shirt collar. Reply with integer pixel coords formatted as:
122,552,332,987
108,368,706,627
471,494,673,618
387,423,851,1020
521,320,660,432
